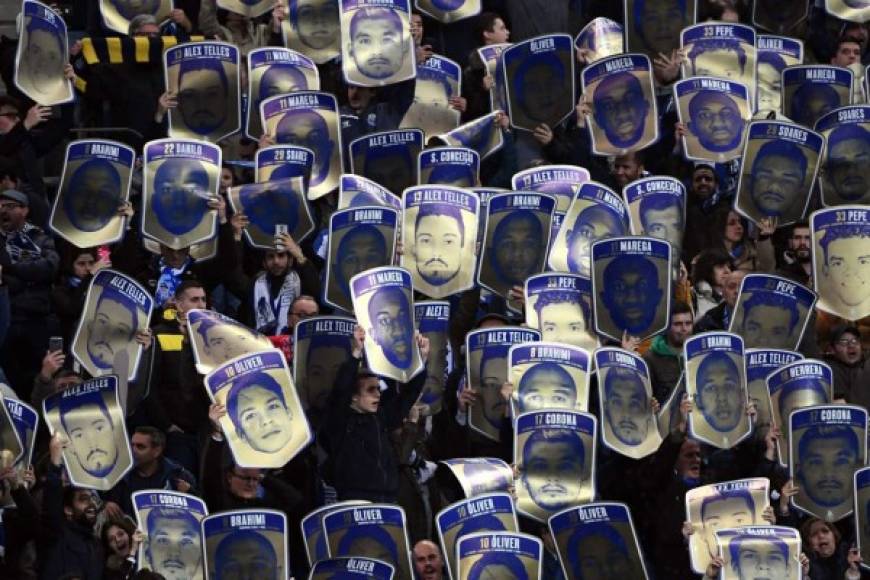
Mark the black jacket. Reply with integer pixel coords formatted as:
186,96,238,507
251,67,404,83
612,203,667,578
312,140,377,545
0,223,60,319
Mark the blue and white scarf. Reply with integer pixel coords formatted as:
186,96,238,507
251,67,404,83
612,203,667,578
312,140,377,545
4,223,42,264
155,257,192,307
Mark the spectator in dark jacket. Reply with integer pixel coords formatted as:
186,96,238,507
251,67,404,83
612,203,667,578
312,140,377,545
801,517,865,580
643,301,693,403
827,324,870,410
694,270,746,334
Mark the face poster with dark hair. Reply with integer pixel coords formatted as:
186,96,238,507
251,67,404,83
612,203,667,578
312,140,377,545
50,140,134,248
503,34,575,132
203,510,288,580
826,0,870,23
15,1,73,105
685,332,751,449
734,121,821,227
595,347,663,460
582,54,658,156
477,43,510,112
685,478,770,574
282,0,341,64
418,147,480,188
302,501,370,567
71,269,153,380
205,350,311,468
681,23,757,101
310,557,395,579
132,490,208,580
350,266,423,382
715,526,802,580
326,207,397,311
549,502,649,580
624,0,695,61
790,405,867,521
782,66,852,130
624,175,686,260
338,174,403,210
415,0,479,23
339,0,416,87
437,111,505,161
414,301,449,414
456,532,542,580
164,42,240,142
255,145,314,187
756,36,803,115
745,349,802,441
142,138,220,250
815,106,870,206
228,176,314,249
440,458,514,498
753,0,808,33
401,185,478,298
400,55,461,139
293,316,355,411
811,206,870,320
186,309,275,374
436,493,518,580
99,0,171,34
4,397,37,473
509,343,590,416
548,182,628,277
217,0,273,18
465,328,540,442
514,410,596,523
512,165,591,237
42,377,133,490
478,192,556,298
323,504,412,579
525,273,597,351
349,129,423,195
855,467,870,565
729,273,816,350
261,91,342,199
0,394,22,469
575,17,624,64
247,48,319,140
674,77,750,163
591,237,671,342
769,359,833,465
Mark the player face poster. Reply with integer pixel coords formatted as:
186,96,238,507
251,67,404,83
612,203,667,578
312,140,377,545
3,397,37,472
142,138,220,250
816,106,870,206
247,48,320,140
42,377,133,490
515,410,596,523
503,34,575,132
282,0,341,64
591,236,671,342
436,493,518,580
729,273,816,350
674,77,751,163
415,0,480,24
203,510,288,580
582,54,658,156
790,405,868,521
350,266,423,382
595,347,663,460
769,359,833,464
261,91,343,200
15,1,73,106
715,526,802,580
854,467,870,565
164,42,241,142
811,206,870,320
756,36,803,115
71,269,154,380
685,478,770,574
548,181,629,277
525,273,597,351
477,192,556,299
440,458,514,498
512,165,591,236
401,185,479,298
783,65,852,130
477,44,510,112
0,394,22,469
465,328,541,442
293,316,355,411
340,0,416,87
187,309,276,374
753,0,808,34
310,557,395,579
734,121,822,226
400,55,461,139
339,174,403,210
218,0,273,18
205,350,312,468
228,176,314,249
255,145,315,187
414,301,449,414
456,532,542,580
437,111,504,161
509,342,590,415
549,502,649,580
323,504,412,579
350,130,423,195
745,349,802,440
624,175,686,259
301,501,370,567
826,0,870,23
418,147,480,188
681,23,757,101
132,490,208,580
326,206,398,312
624,0,696,61
50,140,134,248
575,17,624,64
685,332,752,449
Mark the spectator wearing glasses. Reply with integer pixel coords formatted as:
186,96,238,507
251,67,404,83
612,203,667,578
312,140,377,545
268,294,321,363
826,325,870,409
